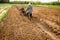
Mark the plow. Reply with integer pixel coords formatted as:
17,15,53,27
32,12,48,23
20,7,32,19
16,5,32,20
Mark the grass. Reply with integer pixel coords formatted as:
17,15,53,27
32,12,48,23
0,3,12,8
0,4,12,21
0,10,8,21
39,5,60,8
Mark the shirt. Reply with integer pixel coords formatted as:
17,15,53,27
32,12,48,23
26,5,32,14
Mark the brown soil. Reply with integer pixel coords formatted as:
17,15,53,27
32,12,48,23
0,5,60,40
32,6,60,40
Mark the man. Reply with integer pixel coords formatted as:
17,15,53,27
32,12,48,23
26,2,32,18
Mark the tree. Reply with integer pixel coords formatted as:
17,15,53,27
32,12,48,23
0,0,4,3
0,0,9,3
4,0,9,2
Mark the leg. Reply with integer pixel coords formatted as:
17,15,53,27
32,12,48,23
30,13,32,18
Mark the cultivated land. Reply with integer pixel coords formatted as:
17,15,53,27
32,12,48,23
0,5,60,40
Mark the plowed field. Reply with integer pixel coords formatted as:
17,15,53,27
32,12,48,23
0,5,60,40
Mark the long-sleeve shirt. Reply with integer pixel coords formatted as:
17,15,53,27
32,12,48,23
26,5,32,14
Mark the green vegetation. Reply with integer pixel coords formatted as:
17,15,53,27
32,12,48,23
9,1,60,5
0,4,12,21
40,2,60,5
39,5,60,8
0,4,12,8
0,10,8,21
0,0,9,3
9,1,60,8
0,0,60,5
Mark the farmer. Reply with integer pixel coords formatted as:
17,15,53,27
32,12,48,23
26,2,32,18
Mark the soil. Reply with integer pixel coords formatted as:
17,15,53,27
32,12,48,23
0,5,60,40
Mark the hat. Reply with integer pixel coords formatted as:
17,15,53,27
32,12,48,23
28,2,31,5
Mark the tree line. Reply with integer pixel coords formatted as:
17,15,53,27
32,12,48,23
0,0,60,5
0,0,9,3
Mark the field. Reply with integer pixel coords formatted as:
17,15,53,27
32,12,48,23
0,4,60,40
